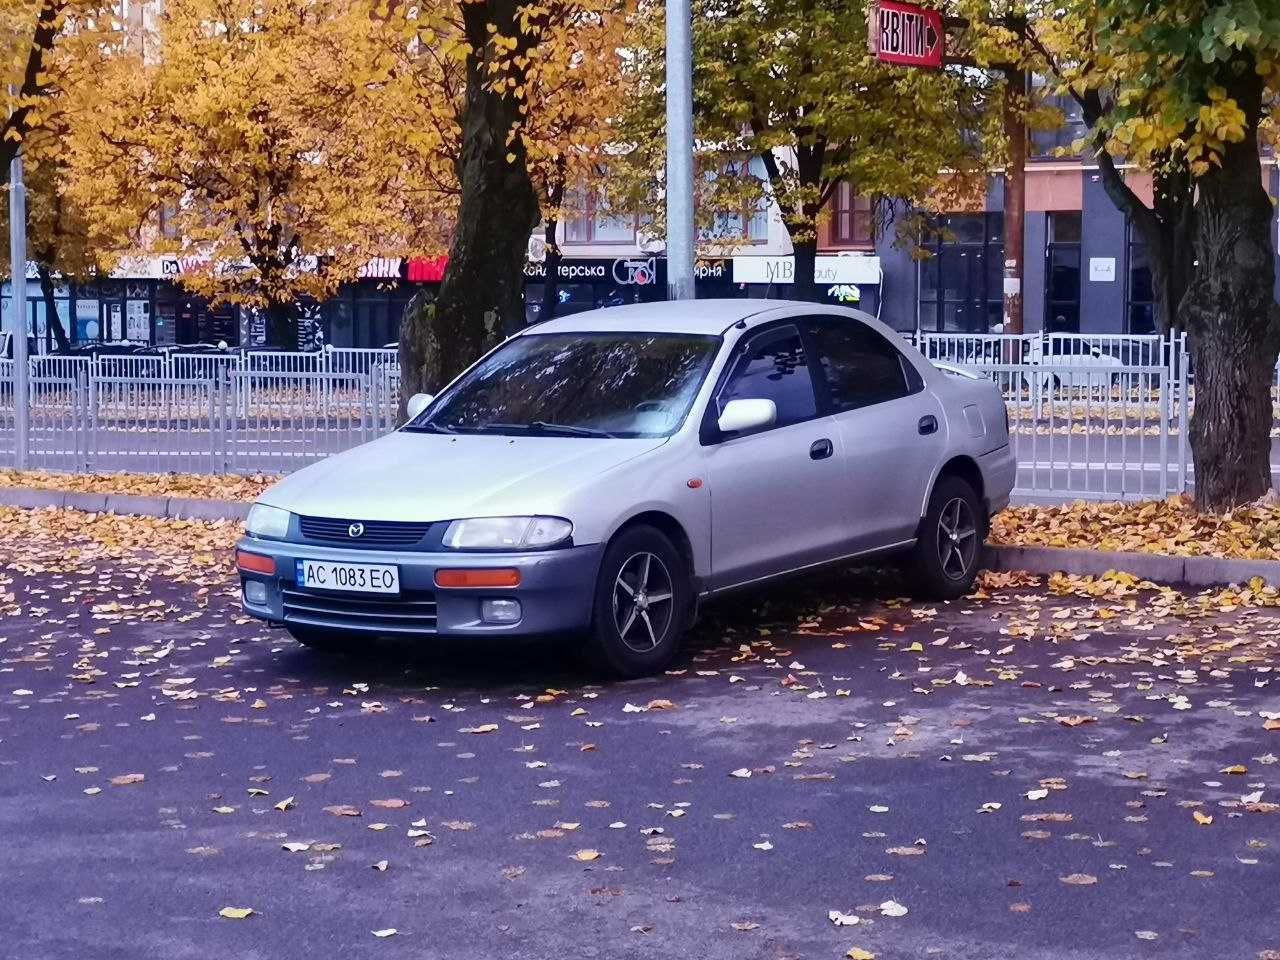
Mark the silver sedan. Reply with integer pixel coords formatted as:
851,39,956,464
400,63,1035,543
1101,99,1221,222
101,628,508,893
237,300,1015,676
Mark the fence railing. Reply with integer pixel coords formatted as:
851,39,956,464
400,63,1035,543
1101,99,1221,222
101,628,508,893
920,331,1195,500
0,332,1230,502
0,350,400,475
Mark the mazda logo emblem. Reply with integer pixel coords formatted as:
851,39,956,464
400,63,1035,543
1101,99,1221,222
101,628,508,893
348,522,365,538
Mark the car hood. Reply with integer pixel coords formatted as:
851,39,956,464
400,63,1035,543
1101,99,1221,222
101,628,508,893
259,430,667,522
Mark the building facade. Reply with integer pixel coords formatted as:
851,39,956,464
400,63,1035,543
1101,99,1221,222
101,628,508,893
7,141,1277,349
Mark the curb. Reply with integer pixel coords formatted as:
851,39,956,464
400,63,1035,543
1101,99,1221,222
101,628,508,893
0,485,1275,588
0,486,250,522
986,544,1280,588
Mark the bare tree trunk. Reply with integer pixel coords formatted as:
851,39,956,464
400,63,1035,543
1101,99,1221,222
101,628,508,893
400,0,539,399
1181,66,1280,511
540,218,561,323
265,299,297,348
37,264,70,352
790,235,820,302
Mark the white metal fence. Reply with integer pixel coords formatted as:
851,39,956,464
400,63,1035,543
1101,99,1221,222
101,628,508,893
0,348,400,474
911,331,1194,500
0,331,1245,502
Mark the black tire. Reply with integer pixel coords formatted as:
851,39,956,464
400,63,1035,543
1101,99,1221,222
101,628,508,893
908,475,985,600
287,625,352,654
586,525,691,678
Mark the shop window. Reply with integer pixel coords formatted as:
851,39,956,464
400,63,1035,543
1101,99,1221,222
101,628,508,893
917,213,1005,334
829,183,875,246
1045,212,1081,332
1127,228,1156,334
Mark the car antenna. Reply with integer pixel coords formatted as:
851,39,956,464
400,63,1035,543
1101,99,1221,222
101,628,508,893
734,320,747,329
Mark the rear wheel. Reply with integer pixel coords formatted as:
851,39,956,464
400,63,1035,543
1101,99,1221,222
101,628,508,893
587,525,691,678
287,625,352,654
907,475,984,600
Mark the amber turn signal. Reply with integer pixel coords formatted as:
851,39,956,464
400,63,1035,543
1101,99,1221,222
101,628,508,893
435,568,521,588
236,550,276,575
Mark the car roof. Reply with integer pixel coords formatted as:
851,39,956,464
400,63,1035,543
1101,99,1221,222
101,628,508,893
524,299,824,337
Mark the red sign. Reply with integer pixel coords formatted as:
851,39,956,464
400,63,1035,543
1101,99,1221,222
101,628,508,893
406,254,449,282
873,0,944,69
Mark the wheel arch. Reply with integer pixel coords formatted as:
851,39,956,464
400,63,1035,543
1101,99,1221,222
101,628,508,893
920,455,987,523
610,510,697,584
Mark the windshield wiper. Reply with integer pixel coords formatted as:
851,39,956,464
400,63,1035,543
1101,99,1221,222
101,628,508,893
402,420,455,434
465,421,616,438
527,421,616,438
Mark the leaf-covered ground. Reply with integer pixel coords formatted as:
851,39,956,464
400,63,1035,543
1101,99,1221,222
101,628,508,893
0,468,277,502
992,494,1280,561
0,512,1278,959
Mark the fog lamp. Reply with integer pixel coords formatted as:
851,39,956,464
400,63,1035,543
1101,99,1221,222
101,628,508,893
481,599,522,624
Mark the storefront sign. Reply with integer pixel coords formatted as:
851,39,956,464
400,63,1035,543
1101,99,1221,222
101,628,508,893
872,0,944,69
1089,257,1116,282
358,257,403,279
732,255,882,286
407,255,449,282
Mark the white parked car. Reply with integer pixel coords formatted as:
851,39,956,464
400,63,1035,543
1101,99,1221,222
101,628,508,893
237,300,1016,676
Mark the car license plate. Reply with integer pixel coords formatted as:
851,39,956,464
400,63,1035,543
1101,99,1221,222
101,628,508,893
295,559,400,594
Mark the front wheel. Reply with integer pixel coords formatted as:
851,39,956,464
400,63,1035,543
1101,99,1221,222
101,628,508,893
586,525,691,678
907,476,984,600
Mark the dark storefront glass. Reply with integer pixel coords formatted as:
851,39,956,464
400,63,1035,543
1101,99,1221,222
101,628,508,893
1127,231,1156,334
1045,212,1082,332
918,213,1005,333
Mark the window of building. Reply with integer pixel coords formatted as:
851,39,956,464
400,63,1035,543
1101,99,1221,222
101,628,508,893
829,183,875,246
805,319,911,410
1030,83,1088,160
719,326,816,429
917,213,1005,333
1127,228,1156,334
158,202,180,240
700,156,770,243
564,184,638,244
1045,212,1082,332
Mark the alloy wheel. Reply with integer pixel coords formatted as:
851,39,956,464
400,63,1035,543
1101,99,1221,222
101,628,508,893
936,497,978,581
612,551,675,653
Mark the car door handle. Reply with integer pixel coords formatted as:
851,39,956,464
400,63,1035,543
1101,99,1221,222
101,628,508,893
810,438,834,461
918,415,939,436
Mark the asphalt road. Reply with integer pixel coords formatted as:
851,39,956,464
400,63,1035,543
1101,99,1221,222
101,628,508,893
1,550,1279,959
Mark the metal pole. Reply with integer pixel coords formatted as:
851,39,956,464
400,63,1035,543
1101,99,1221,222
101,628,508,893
9,145,29,468
665,0,695,301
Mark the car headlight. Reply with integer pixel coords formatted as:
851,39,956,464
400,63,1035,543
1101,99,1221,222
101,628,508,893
246,503,291,540
443,516,573,550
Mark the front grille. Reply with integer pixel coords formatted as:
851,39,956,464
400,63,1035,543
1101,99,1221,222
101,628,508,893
282,587,439,634
298,515,432,548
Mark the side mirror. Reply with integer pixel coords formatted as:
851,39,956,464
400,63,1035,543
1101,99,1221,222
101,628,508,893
405,393,435,420
717,398,776,435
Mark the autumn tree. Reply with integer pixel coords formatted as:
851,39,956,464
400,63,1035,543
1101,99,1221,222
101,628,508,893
526,4,632,322
614,0,987,301
67,0,449,346
0,1,111,347
979,1,1279,510
399,0,632,401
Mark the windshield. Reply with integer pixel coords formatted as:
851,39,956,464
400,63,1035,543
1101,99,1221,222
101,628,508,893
409,332,720,439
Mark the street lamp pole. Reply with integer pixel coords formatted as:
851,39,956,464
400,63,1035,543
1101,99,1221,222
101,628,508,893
8,143,28,468
665,0,695,301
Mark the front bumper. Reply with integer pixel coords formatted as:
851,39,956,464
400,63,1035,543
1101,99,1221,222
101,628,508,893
236,536,604,638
